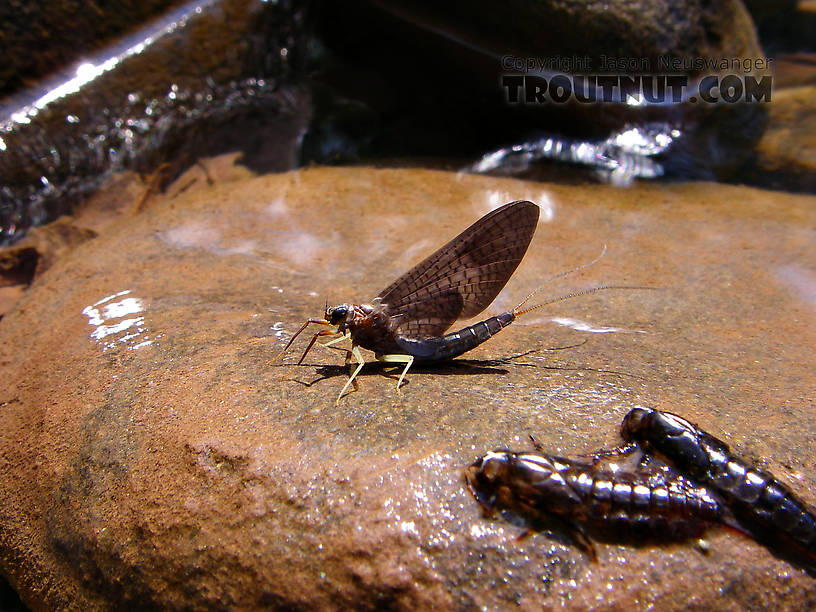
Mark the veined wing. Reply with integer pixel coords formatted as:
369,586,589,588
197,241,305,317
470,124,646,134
377,200,539,339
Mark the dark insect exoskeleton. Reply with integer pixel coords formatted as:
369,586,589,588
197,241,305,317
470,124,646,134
465,449,737,558
276,200,632,401
621,408,816,562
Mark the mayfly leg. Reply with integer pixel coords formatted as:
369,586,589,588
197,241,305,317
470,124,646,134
278,328,336,381
274,318,354,386
272,317,332,362
528,434,544,452
336,346,366,403
376,353,415,392
323,331,352,349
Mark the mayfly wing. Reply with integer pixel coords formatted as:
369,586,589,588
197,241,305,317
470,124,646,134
391,290,465,340
377,200,540,339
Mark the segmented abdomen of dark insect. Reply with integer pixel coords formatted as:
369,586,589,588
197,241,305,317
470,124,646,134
621,408,816,554
568,466,724,537
466,450,728,543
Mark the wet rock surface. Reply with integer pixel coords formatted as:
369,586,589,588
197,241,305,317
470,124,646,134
1,165,815,610
0,0,309,245
0,0,188,96
752,86,816,192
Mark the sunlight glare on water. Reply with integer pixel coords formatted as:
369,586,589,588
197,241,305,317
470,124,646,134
550,317,646,334
775,264,816,310
81,290,156,351
472,190,555,223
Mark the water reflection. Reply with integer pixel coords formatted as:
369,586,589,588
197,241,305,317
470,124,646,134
472,189,555,222
775,265,816,310
81,290,154,350
468,124,678,186
550,317,646,334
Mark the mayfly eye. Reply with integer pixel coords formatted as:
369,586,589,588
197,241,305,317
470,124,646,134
329,306,347,324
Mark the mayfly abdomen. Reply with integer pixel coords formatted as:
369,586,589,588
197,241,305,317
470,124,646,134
396,311,515,361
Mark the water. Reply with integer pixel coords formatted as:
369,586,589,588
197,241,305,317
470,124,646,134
2,0,805,247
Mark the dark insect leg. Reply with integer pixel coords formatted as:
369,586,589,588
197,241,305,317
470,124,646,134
272,317,332,362
528,434,544,452
296,328,340,365
566,521,598,562
585,441,641,461
584,442,647,470
526,512,599,561
281,328,341,381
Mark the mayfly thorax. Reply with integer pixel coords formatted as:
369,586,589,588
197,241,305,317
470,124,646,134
275,200,641,401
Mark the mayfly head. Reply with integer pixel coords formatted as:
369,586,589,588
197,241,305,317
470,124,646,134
325,304,352,326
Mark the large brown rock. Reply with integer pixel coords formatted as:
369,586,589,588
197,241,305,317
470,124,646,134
0,0,187,96
752,85,816,192
349,0,766,76
1,165,815,609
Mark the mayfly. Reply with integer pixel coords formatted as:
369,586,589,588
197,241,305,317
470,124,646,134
276,200,625,401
